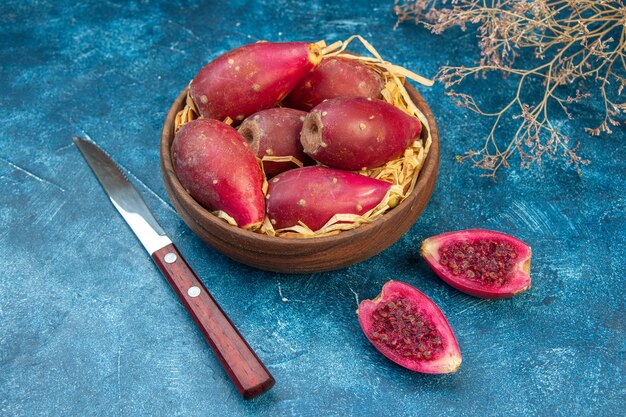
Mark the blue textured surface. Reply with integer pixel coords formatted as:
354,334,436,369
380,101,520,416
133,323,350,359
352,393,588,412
1,1,624,416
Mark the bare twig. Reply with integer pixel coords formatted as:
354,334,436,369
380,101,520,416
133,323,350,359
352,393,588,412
395,0,625,176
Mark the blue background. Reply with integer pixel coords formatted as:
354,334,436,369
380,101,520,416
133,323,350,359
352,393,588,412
1,1,624,416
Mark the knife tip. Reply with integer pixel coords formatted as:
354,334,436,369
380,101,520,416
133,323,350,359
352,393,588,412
72,132,95,144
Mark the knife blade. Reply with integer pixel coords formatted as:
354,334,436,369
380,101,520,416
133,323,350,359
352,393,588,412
72,135,274,399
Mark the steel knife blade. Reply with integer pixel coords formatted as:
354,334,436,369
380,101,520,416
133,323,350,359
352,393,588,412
72,135,274,399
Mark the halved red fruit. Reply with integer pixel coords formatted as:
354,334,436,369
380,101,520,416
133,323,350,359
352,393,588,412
358,280,462,374
421,229,532,299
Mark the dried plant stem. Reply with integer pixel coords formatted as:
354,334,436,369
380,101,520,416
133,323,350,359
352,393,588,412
396,0,625,176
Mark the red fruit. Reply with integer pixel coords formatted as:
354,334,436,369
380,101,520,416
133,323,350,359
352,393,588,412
266,166,391,231
190,42,322,123
300,97,421,170
358,280,462,374
421,229,532,299
283,57,384,111
238,108,314,178
171,119,265,230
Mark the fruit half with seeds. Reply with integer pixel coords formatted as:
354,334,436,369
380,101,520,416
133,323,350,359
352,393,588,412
421,229,532,299
358,280,461,374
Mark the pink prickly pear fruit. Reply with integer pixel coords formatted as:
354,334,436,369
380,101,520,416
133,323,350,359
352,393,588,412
421,229,532,299
171,119,265,230
190,42,323,123
238,107,314,178
358,280,462,374
300,97,421,170
266,166,392,231
283,57,384,111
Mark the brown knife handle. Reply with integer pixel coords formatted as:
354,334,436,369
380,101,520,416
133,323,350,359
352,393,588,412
152,243,275,399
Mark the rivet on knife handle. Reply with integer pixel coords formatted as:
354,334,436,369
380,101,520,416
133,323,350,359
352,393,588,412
152,243,275,399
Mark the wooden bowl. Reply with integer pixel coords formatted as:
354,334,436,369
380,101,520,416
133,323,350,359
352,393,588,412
160,85,439,273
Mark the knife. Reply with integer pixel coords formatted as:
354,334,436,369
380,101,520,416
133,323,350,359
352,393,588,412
72,135,275,399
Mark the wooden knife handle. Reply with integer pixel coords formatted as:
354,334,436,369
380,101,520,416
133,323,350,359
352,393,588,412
152,243,275,399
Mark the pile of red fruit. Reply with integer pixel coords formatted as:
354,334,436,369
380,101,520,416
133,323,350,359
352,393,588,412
170,41,422,232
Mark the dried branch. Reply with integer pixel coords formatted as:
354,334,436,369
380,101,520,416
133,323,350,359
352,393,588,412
395,0,625,176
